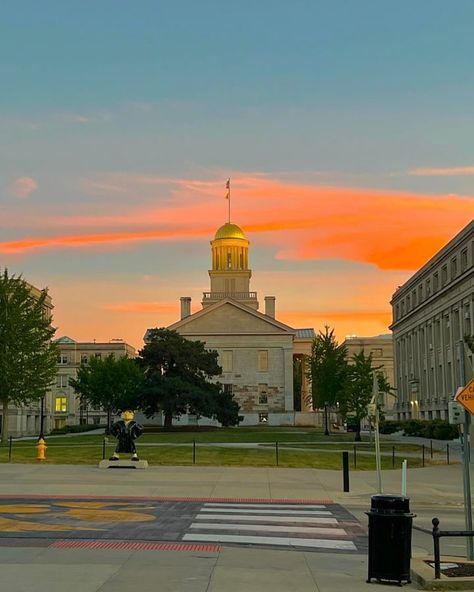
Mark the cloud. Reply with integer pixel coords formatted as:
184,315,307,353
407,166,474,176
102,301,177,313
1,172,472,271
8,177,39,198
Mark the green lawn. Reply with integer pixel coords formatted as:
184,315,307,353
0,426,450,470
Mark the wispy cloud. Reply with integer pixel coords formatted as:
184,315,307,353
102,301,176,313
407,166,474,176
1,173,472,271
8,177,39,198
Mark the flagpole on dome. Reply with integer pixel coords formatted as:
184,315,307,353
225,178,231,223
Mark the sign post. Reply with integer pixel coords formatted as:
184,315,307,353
454,343,474,560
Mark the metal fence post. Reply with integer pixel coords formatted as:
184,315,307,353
422,444,425,467
193,440,196,465
447,443,450,465
8,435,12,462
392,445,395,468
432,518,441,579
342,451,349,492
275,441,279,466
353,444,357,469
102,438,106,460
430,439,433,459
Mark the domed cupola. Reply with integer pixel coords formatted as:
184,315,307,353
203,221,258,310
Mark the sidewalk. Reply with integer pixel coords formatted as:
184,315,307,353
0,462,470,591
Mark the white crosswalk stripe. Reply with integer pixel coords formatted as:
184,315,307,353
184,501,360,552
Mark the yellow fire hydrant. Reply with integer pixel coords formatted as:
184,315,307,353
37,437,47,461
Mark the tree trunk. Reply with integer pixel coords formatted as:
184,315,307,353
355,420,362,442
164,411,173,430
1,398,9,444
324,404,330,436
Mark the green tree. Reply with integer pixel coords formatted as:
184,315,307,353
0,269,58,443
306,326,347,435
138,328,239,428
70,354,144,429
293,357,303,412
341,350,391,441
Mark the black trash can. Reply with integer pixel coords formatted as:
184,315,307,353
366,495,415,585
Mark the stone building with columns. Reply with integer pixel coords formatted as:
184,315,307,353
390,219,474,420
147,221,314,426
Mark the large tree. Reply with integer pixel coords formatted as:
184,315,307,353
138,328,239,428
0,269,58,443
341,350,391,441
306,326,347,435
70,354,144,429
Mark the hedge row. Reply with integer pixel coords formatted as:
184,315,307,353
379,419,459,440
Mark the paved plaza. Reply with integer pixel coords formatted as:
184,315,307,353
0,461,471,591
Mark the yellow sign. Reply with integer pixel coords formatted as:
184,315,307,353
455,378,474,413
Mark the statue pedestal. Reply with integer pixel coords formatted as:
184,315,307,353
99,459,148,469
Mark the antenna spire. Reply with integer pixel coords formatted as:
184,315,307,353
225,178,231,223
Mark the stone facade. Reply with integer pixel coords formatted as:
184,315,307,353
390,220,474,420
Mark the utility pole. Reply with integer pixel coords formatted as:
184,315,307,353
459,340,473,560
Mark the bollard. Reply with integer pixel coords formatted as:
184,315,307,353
430,439,433,459
275,441,279,466
8,435,12,462
353,444,357,469
192,440,196,465
447,443,450,465
422,444,425,467
392,445,395,468
342,451,350,492
37,437,47,461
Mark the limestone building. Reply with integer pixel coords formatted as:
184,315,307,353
50,337,135,432
390,220,474,420
147,221,316,425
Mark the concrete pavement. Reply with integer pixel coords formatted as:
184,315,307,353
0,461,471,591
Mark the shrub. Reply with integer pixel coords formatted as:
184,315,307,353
396,419,459,440
379,420,401,434
402,419,426,437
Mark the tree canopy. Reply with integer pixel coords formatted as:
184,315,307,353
138,328,240,428
70,354,144,427
341,350,391,441
0,269,58,442
306,326,347,433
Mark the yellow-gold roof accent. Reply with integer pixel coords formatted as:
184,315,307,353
214,223,246,240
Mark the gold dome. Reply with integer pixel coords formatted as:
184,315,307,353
214,223,246,240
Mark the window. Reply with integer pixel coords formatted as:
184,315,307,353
259,394,268,404
258,350,268,371
258,412,268,423
227,251,232,269
56,375,69,388
425,278,431,297
223,383,233,395
370,348,383,358
461,248,468,272
433,272,439,292
57,354,68,364
55,397,67,412
94,353,102,359
412,289,417,308
222,350,233,372
441,265,448,286
451,257,458,279
80,354,88,364
418,284,423,302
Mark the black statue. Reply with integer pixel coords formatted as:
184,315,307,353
109,410,144,461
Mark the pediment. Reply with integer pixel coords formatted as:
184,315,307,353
168,299,295,336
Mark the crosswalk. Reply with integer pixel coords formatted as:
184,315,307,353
183,501,362,551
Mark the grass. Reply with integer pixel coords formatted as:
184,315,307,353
0,426,451,470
